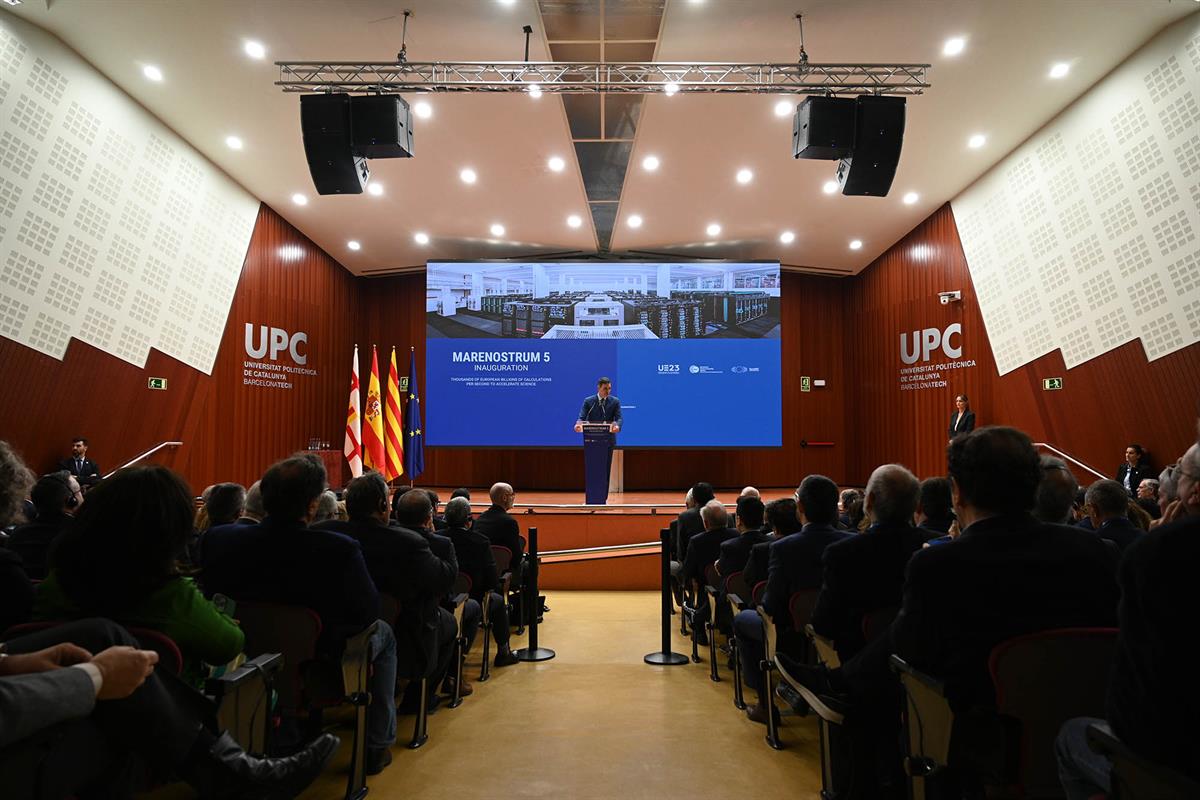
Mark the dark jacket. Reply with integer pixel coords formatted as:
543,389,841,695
682,526,738,584
7,515,70,580
811,520,929,661
717,527,774,578
741,538,777,591
948,410,975,440
0,549,34,632
764,522,854,624
472,505,524,564
891,513,1119,709
443,525,499,600
57,457,100,485
675,508,705,562
200,516,379,653
1116,462,1153,498
1094,516,1142,553
1107,514,1200,780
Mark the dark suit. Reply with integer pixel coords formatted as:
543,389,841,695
1107,514,1200,780
472,505,523,562
1116,462,1152,498
1094,516,1141,553
717,527,774,578
577,394,622,426
7,515,70,580
443,524,511,649
200,516,379,653
57,457,100,486
764,523,855,624
811,521,929,662
891,513,1119,709
682,526,737,584
675,508,705,562
741,538,776,590
948,410,976,440
0,548,34,632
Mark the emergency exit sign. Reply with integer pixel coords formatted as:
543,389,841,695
800,376,812,392
1042,377,1063,391
148,377,168,390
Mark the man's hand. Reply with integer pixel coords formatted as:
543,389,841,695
0,643,93,676
91,646,158,700
574,422,583,433
611,424,620,433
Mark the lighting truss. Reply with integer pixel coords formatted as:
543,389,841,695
275,61,931,95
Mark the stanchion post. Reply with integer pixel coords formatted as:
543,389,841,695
516,526,555,662
645,527,689,666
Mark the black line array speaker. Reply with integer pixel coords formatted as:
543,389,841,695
792,96,856,160
350,95,414,159
836,96,906,197
300,94,369,195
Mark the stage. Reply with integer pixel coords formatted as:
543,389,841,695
438,487,798,590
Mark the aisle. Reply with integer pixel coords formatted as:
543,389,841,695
301,591,823,800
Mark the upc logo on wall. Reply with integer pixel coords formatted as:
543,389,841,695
242,324,318,390
898,323,976,392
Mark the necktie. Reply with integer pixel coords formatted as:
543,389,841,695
76,458,82,473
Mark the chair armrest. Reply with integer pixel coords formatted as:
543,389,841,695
207,653,284,755
727,593,746,611
890,654,954,771
206,652,284,695
889,654,946,695
806,624,841,670
756,604,778,658
340,621,379,698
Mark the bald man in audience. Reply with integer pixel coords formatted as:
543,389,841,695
472,482,525,582
682,500,738,646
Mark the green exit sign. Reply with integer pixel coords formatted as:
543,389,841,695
800,376,812,393
1042,377,1063,391
148,377,168,390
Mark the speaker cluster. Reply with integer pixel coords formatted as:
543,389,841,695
792,96,906,197
300,94,415,195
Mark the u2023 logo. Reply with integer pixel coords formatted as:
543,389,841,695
657,364,680,373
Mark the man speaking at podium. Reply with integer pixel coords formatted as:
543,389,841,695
574,377,622,433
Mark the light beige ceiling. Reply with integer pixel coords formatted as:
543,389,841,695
7,0,1198,275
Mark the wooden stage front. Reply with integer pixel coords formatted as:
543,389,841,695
440,488,797,590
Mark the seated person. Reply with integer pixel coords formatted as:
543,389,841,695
8,471,82,580
426,489,448,530
312,490,339,524
0,441,36,631
1135,478,1161,520
201,455,397,774
682,500,738,645
1085,479,1142,552
717,496,772,577
742,497,802,589
204,483,246,528
837,488,862,530
472,482,526,582
238,480,265,524
35,466,244,690
736,475,850,724
1033,456,1078,525
915,476,954,534
441,497,519,667
675,482,715,563
0,618,337,798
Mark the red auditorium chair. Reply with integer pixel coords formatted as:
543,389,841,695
892,627,1118,799
490,544,524,635
477,564,512,683
1086,721,1200,799
3,621,184,675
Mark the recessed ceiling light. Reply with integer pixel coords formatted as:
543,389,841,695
498,0,516,5
490,223,506,237
567,214,583,228
528,83,543,99
849,239,863,250
706,223,721,237
142,64,164,82
736,168,753,185
774,99,794,117
414,232,430,245
243,40,266,60
1,0,25,6
779,231,795,244
967,133,987,149
291,193,308,206
664,81,680,96
902,191,919,205
414,101,432,119
942,37,966,57
460,168,477,184
347,240,361,251
642,155,660,171
367,182,384,196
1048,62,1071,79
822,180,840,194
225,135,243,150
547,156,566,172
627,214,643,229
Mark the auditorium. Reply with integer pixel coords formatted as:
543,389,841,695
1,1,1199,798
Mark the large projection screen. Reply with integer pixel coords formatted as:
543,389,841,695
425,261,782,448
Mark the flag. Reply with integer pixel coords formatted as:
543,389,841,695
403,347,424,481
343,345,362,478
384,346,404,481
362,345,386,473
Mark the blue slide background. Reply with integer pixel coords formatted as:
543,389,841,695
427,338,781,447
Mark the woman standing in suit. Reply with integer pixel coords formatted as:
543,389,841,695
948,394,976,442
1116,444,1152,498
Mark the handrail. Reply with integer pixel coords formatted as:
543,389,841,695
103,441,183,479
540,541,660,557
1033,442,1107,481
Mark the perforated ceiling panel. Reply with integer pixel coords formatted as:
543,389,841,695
0,14,258,374
953,15,1200,375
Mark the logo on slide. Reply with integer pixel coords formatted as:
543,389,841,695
731,365,749,374
689,365,700,374
657,364,680,374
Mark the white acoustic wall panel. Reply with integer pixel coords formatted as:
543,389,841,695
0,14,258,374
952,15,1200,375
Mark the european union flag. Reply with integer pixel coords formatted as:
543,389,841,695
403,347,424,481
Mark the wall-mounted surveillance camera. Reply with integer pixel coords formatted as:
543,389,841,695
938,291,962,305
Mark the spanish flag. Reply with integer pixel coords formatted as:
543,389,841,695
384,346,405,481
362,345,386,473
343,345,363,478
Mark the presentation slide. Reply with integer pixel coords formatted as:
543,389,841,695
425,261,782,448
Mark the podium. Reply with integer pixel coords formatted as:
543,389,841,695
580,422,614,505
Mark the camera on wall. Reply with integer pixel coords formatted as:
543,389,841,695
938,291,962,305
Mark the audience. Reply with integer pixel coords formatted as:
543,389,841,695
682,500,737,646
8,471,81,579
837,488,862,530
313,489,339,523
200,455,397,774
1135,478,1161,519
472,482,526,585
426,489,448,530
35,466,244,689
239,480,265,524
914,476,953,534
0,441,35,631
1033,455,1079,525
716,496,770,577
742,497,802,588
675,481,715,563
1084,479,1142,552
450,487,472,501
204,483,246,528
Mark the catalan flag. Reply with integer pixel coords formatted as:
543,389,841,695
403,346,425,481
343,345,362,479
362,345,386,473
384,346,404,482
